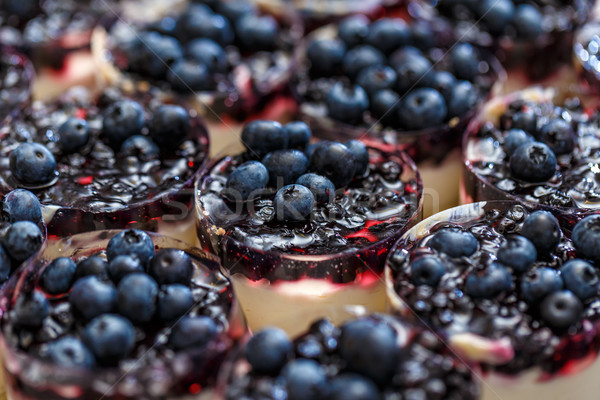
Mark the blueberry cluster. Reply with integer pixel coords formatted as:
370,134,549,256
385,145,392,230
226,316,479,400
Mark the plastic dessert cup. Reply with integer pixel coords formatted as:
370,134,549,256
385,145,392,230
0,230,244,400
0,46,35,121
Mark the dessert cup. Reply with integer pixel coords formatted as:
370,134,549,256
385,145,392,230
0,46,35,121
0,229,244,400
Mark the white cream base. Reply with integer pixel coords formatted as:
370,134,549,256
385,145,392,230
417,149,462,218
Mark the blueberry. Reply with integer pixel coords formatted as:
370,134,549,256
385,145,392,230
560,259,599,301
451,43,479,81
572,215,600,263
328,374,380,400
273,184,315,221
282,359,328,400
394,55,433,94
262,150,309,187
370,89,400,126
2,189,42,223
447,81,478,118
521,267,563,304
2,221,43,262
225,161,269,201
429,227,478,258
169,316,217,350
326,82,369,124
342,45,385,80
339,318,399,385
366,18,411,54
306,39,346,77
520,210,561,254
338,15,370,48
40,257,77,295
120,136,160,161
117,273,158,323
344,140,369,176
509,141,557,182
136,33,183,79
44,336,95,368
514,4,543,39
107,255,144,284
70,276,117,321
411,255,446,287
503,129,533,156
399,88,447,130
82,314,135,364
9,142,57,185
13,290,49,328
106,229,155,265
296,174,335,204
477,0,515,35
497,235,537,274
540,290,583,330
148,104,191,150
538,118,576,156
236,14,278,51
241,120,288,157
410,19,435,49
75,256,109,280
58,118,90,154
0,246,11,284
465,263,513,299
310,141,357,187
148,248,194,285
245,327,292,375
102,100,145,148
216,0,256,22
430,71,457,100
356,65,397,96
182,12,234,46
3,0,39,19
389,46,424,69
157,284,194,322
284,121,312,149
186,38,228,73
511,109,538,135
167,59,213,92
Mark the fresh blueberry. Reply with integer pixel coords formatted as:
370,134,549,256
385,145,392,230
356,65,397,96
284,121,312,149
107,255,144,284
310,141,357,187
281,359,328,400
430,70,457,100
326,82,369,124
70,276,117,321
344,140,369,176
306,39,346,77
366,18,411,54
477,0,515,35
169,316,217,350
572,215,600,263
148,104,191,150
236,14,278,51
58,118,90,154
13,290,49,328
2,189,42,223
245,327,292,375
147,248,194,285
509,141,557,182
157,284,194,322
399,88,447,130
40,257,77,295
82,314,135,364
447,80,478,118
138,33,184,79
465,263,513,299
389,46,425,69
241,120,288,157
0,245,11,284
511,109,538,135
102,100,145,148
410,19,435,49
338,15,370,48
429,227,478,258
560,259,599,301
342,45,385,80
75,256,109,280
328,374,380,400
262,150,309,187
503,129,533,156
394,55,433,94
538,118,576,156
339,318,399,385
519,210,561,254
120,136,160,161
411,255,446,287
370,89,400,126
451,43,479,81
296,174,335,204
44,336,95,368
521,267,563,304
540,290,583,330
186,38,228,73
216,0,256,21
2,221,43,262
117,273,158,323
106,229,155,265
181,12,234,46
167,59,213,92
497,235,537,274
273,184,315,221
225,161,269,201
514,4,543,39
3,0,39,19
9,142,57,185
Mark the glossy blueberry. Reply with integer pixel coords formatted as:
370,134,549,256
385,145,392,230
509,141,557,182
82,314,135,364
117,273,158,323
169,316,217,350
520,210,561,254
167,59,213,92
296,174,335,204
106,229,155,265
58,118,90,154
44,336,95,368
538,118,576,156
497,235,537,274
511,109,538,135
2,221,43,262
572,215,600,263
273,184,315,221
514,4,543,39
370,89,400,126
389,46,424,69
137,33,183,79
216,0,256,21
157,284,194,322
148,104,191,150
477,0,515,35
410,19,435,49
429,227,478,258
245,327,292,375
366,18,411,54
342,45,385,80
13,290,49,328
282,359,328,400
560,259,599,301
186,38,228,73
0,245,11,284
9,142,57,185
40,257,77,295
75,256,109,280
540,290,583,330
411,256,446,287
326,82,369,124
430,70,457,100
310,141,357,187
356,65,397,96
241,120,288,157
70,276,117,321
284,121,312,149
447,80,478,118
451,43,479,81
521,267,563,304
262,150,309,187
399,88,447,130
338,15,370,48
102,100,145,148
147,248,194,285
394,55,433,94
181,12,234,46
236,14,278,51
120,136,160,161
107,255,144,284
306,39,346,77
225,161,269,200
344,140,369,176
328,374,380,400
2,189,42,223
465,263,513,299
503,129,533,156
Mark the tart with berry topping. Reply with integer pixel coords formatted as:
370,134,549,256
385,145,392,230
195,119,422,335
0,46,35,120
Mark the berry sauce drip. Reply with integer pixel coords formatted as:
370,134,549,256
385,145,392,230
0,47,33,119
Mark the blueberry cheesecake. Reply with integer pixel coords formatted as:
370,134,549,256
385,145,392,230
196,119,422,335
0,229,241,400
223,315,479,400
0,46,35,121
574,20,600,92
386,201,600,400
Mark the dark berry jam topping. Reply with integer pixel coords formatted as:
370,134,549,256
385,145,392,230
0,46,34,119
388,203,600,375
226,316,479,400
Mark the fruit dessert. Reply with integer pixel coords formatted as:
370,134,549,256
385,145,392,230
0,46,35,121
463,87,600,222
386,201,600,400
222,315,480,400
574,19,600,92
196,119,422,335
0,229,242,400
0,85,209,241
